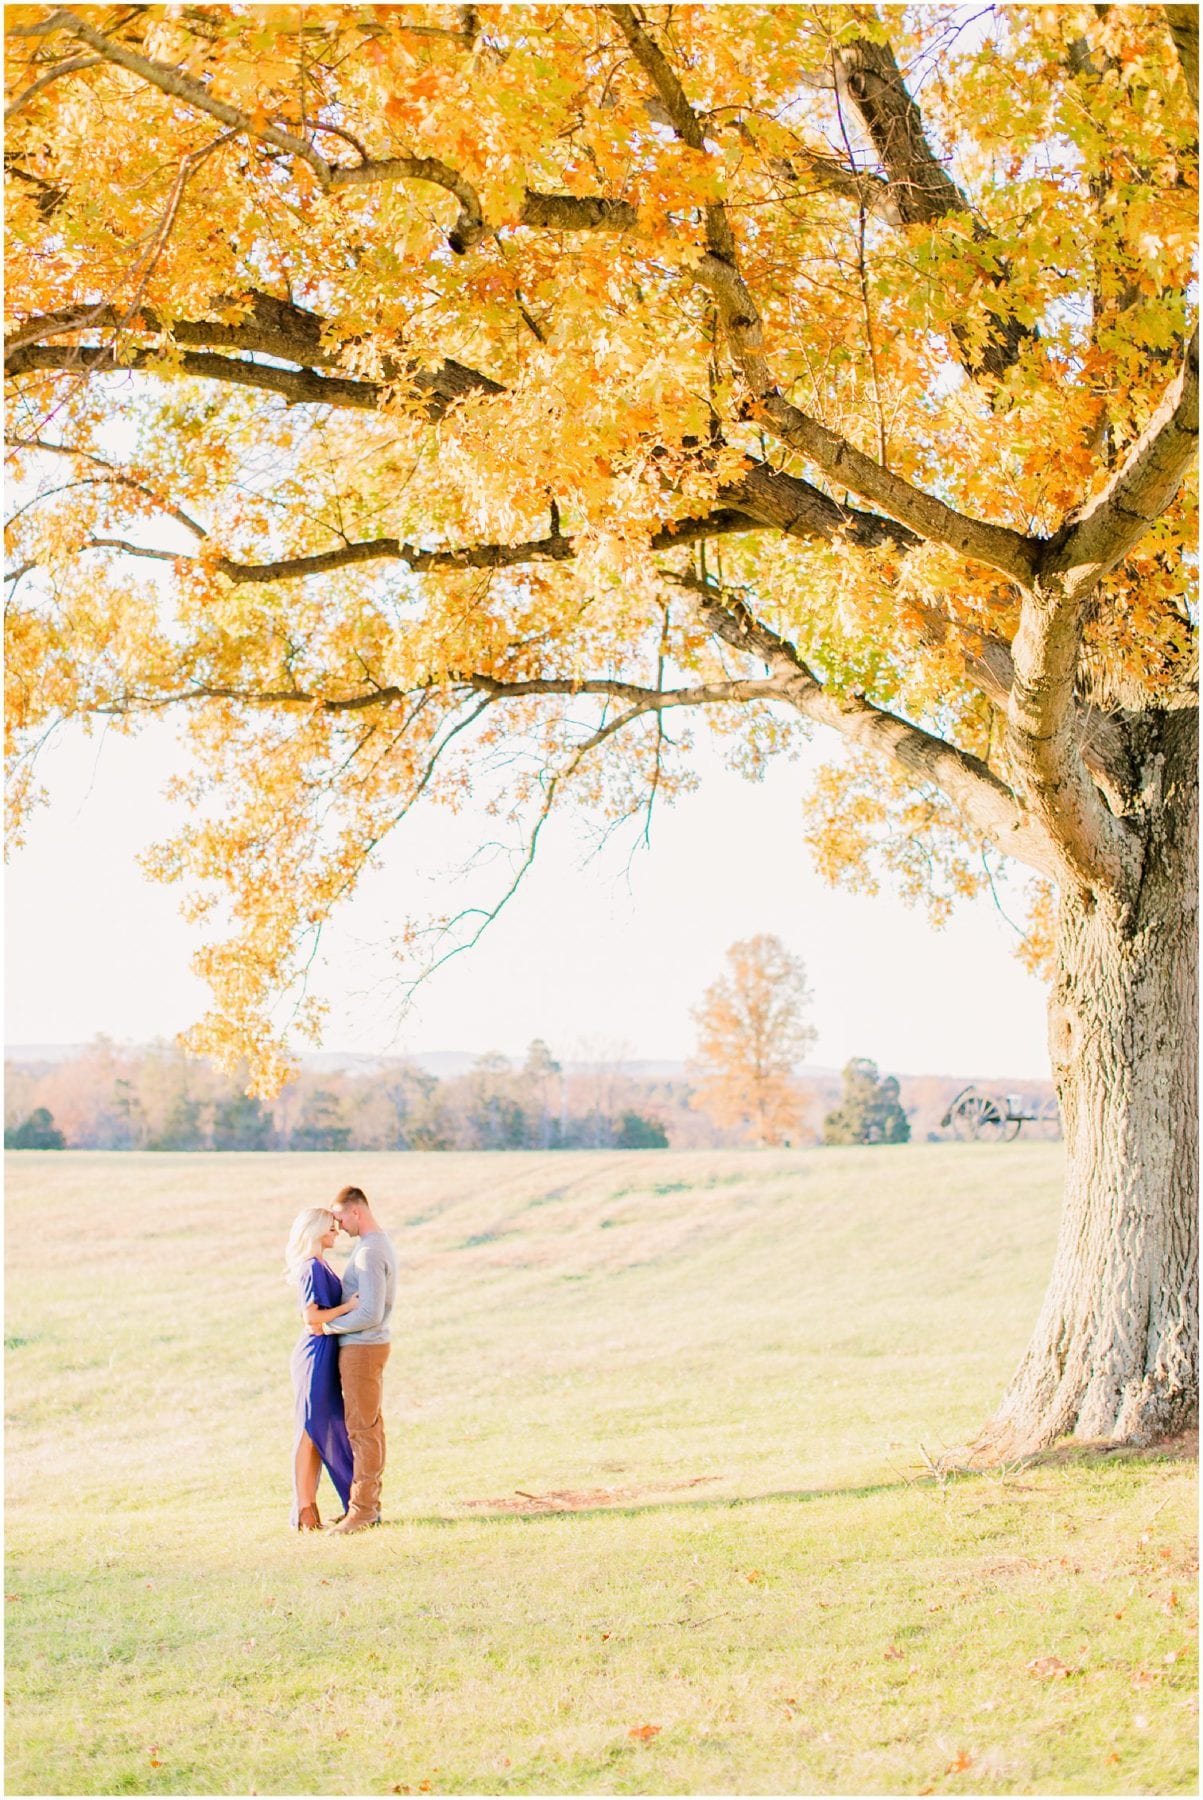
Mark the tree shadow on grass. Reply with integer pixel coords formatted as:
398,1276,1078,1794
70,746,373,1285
398,1473,967,1528
395,1433,1197,1528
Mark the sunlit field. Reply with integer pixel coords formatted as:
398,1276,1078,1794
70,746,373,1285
5,1145,1196,1796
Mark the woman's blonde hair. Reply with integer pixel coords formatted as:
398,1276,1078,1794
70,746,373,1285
284,1207,336,1284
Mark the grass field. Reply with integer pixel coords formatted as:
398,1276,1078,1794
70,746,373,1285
5,1144,1197,1796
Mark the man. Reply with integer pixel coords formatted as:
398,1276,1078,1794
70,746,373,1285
311,1183,397,1535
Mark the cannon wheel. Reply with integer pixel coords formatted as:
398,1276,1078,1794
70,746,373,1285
948,1090,985,1140
999,1108,1024,1142
952,1093,1020,1142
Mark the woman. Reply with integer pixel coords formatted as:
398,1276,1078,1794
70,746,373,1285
284,1207,357,1530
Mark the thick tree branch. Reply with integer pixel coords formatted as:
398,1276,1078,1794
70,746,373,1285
7,293,333,363
86,531,578,580
1040,329,1199,598
56,450,918,584
833,29,1030,381
834,35,965,227
667,571,817,678
4,297,494,413
12,387,1133,814
753,391,1037,584
906,594,1133,798
1165,5,1199,109
9,13,649,257
674,573,1057,877
519,191,638,232
98,669,785,720
26,419,1102,790
461,672,781,711
17,10,490,249
46,434,1136,851
1004,586,1140,894
6,340,390,409
720,461,919,553
1001,321,1194,892
4,297,1038,584
10,319,1018,579
604,9,1039,585
7,330,501,421
606,5,736,265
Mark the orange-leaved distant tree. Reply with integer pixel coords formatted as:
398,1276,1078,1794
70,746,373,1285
3,5,1197,1452
690,934,815,1147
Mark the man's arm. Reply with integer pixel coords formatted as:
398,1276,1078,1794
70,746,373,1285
322,1242,386,1334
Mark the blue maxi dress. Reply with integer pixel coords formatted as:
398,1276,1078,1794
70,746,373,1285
290,1257,354,1525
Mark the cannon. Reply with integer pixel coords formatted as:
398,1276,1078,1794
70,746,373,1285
941,1086,1060,1142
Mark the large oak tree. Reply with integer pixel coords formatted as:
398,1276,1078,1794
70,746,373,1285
5,4,1197,1452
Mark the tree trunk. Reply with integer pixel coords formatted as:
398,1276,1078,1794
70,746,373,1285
984,709,1199,1456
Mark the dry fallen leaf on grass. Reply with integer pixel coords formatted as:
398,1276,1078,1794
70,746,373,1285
1027,1654,1074,1679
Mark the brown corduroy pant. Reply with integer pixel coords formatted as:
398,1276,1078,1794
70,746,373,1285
339,1342,390,1518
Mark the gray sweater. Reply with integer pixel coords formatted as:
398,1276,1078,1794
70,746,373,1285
325,1231,396,1345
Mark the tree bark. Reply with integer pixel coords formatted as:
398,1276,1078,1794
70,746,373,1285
983,709,1199,1456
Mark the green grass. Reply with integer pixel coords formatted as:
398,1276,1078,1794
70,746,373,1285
5,1145,1197,1795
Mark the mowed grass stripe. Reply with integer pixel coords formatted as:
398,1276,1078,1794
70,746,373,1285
5,1146,1196,1795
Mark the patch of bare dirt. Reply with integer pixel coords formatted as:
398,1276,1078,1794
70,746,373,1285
458,1475,720,1514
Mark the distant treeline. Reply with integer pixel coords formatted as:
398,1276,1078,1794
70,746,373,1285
5,1039,690,1153
4,1039,1059,1153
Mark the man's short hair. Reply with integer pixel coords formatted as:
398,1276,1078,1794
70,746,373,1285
333,1185,368,1210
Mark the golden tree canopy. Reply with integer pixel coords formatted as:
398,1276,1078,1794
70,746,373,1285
4,4,1197,1087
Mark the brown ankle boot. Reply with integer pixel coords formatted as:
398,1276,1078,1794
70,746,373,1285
295,1504,322,1531
324,1508,379,1535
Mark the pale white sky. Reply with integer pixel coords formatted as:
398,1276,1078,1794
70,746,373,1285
5,716,1052,1077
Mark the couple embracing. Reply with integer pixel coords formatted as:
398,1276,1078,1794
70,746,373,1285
283,1184,397,1534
